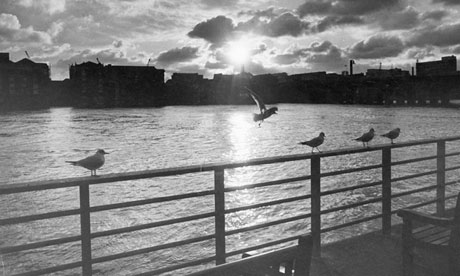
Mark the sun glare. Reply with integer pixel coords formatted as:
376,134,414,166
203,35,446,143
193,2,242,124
227,40,250,65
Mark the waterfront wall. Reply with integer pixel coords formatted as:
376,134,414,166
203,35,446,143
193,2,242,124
2,58,460,110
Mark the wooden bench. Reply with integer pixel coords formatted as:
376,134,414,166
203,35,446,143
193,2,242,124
187,234,313,276
397,192,460,276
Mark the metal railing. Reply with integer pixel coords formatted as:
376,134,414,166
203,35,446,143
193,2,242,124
2,136,460,275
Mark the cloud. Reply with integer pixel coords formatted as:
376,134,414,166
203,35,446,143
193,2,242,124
0,13,52,44
349,35,405,59
154,46,200,66
315,15,364,32
200,0,240,9
271,53,300,65
297,0,402,17
407,23,460,47
270,40,347,71
260,12,310,37
432,0,460,5
188,16,235,45
421,10,449,21
375,6,421,30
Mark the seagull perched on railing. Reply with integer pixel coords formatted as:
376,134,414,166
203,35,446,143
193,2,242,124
354,128,375,147
299,132,325,153
66,149,109,176
244,87,278,127
381,128,400,144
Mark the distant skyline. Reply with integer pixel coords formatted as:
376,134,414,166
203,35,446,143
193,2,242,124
1,0,460,80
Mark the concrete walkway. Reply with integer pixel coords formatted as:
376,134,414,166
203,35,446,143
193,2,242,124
309,226,451,276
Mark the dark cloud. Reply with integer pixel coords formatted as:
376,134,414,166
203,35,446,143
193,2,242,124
407,23,460,47
315,15,364,32
271,40,347,71
200,0,239,9
154,46,199,66
349,35,405,59
261,12,310,37
188,16,235,45
432,0,460,5
237,12,311,37
297,0,402,17
205,60,228,69
405,47,436,60
112,40,123,48
271,53,300,65
376,7,420,30
421,10,449,21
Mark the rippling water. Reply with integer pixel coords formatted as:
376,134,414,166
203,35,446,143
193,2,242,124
2,105,460,275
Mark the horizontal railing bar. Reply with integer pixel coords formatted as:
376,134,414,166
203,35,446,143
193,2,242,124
445,165,460,172
321,213,384,233
9,261,82,276
445,151,460,157
224,175,311,192
3,136,460,194
0,209,80,226
394,198,438,212
446,180,460,186
391,185,438,198
321,164,382,178
225,235,300,257
225,213,311,236
92,234,215,264
92,212,215,239
392,169,438,182
91,190,215,213
225,195,311,214
391,155,436,166
134,256,217,276
321,181,382,196
321,197,383,215
1,235,81,254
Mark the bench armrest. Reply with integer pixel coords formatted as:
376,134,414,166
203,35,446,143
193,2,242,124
397,209,453,227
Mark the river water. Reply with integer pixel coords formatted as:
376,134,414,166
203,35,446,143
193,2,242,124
1,104,460,275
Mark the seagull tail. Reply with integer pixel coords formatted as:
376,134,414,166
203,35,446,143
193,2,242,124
66,161,77,165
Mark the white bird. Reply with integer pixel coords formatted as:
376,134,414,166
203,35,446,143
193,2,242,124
66,149,109,176
299,132,325,153
244,87,278,127
381,128,400,144
355,128,375,147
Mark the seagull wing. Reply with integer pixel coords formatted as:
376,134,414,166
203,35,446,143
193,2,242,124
244,87,266,113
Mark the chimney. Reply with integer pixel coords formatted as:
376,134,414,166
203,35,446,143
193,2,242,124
349,60,355,75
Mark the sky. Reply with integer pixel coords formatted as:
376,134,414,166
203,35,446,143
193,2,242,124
1,0,460,80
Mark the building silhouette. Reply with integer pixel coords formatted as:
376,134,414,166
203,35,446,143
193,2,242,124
0,52,50,110
69,61,165,107
416,56,457,77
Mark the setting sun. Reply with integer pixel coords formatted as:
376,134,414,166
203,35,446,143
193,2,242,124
227,40,250,65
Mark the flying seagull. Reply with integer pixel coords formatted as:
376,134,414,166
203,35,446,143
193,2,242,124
244,87,278,127
355,128,375,147
66,149,109,176
299,132,325,153
381,128,400,144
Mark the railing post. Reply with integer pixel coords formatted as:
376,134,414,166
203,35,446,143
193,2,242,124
214,169,226,265
437,141,446,215
382,147,392,235
310,156,321,256
79,184,92,276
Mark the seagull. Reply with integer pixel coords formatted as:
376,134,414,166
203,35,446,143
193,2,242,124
244,87,278,127
355,128,375,147
66,149,109,176
381,128,400,144
299,132,325,153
